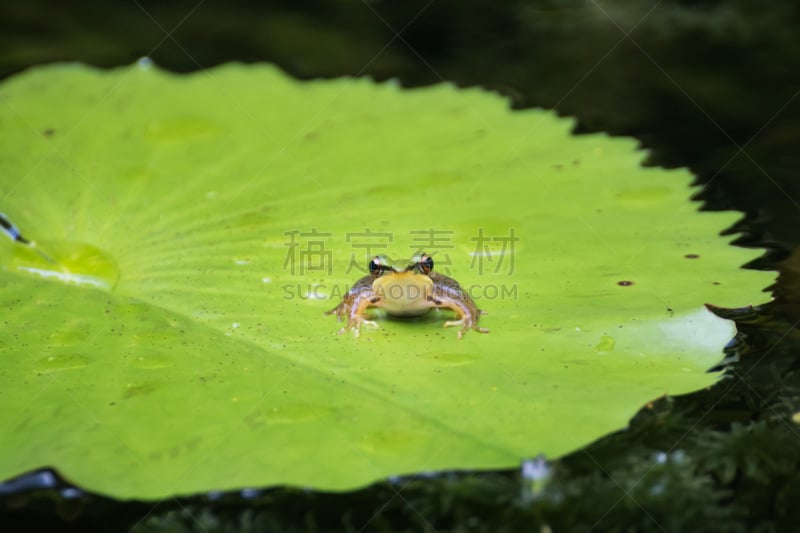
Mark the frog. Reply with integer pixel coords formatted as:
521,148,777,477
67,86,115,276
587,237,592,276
326,252,489,339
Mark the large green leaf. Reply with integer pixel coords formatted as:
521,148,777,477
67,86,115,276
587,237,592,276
0,63,771,499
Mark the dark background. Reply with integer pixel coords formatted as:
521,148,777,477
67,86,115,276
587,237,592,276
2,1,799,530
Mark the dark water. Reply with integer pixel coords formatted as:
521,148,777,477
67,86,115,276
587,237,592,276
2,1,799,530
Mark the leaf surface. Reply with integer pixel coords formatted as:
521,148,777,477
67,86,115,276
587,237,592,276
0,63,772,499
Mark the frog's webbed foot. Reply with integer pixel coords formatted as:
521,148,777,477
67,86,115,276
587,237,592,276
339,316,379,337
432,297,489,339
326,292,380,337
444,317,490,339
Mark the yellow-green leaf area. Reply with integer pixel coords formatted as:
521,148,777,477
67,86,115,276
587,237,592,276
0,63,772,500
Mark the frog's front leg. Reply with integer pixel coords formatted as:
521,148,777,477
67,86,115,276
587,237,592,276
431,295,489,339
325,288,381,337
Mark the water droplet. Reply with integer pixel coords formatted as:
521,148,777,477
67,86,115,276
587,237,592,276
137,56,154,70
33,354,90,374
60,487,84,500
232,257,251,265
3,240,119,291
262,277,272,283
305,283,326,300
240,488,262,499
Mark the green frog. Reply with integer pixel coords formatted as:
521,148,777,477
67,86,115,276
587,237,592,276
326,252,489,339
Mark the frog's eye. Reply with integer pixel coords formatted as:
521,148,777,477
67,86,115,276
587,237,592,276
414,253,434,275
368,255,390,276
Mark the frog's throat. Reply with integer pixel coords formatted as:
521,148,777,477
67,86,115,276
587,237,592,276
372,274,434,316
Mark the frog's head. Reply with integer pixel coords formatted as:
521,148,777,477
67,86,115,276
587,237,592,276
369,252,435,315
